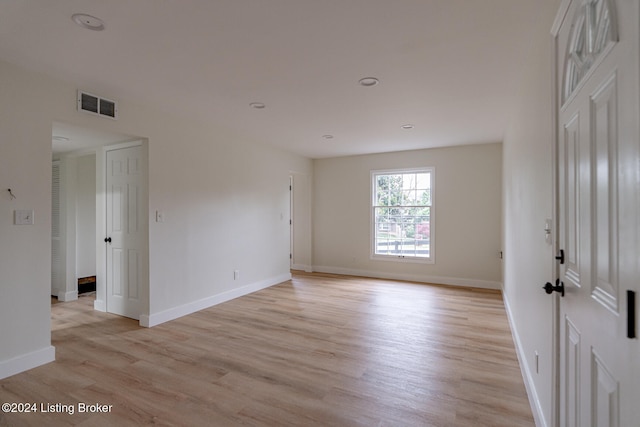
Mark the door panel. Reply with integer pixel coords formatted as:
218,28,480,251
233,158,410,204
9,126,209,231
590,74,618,312
128,249,139,299
106,145,146,320
555,0,638,426
565,319,580,427
592,351,618,427
112,248,123,296
560,112,582,288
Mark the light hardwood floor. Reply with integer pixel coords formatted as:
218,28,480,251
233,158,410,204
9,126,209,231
0,273,534,426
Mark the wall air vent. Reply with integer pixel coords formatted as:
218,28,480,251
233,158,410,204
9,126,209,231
77,90,118,119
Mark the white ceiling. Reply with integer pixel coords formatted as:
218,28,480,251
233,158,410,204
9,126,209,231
52,122,135,155
0,0,542,159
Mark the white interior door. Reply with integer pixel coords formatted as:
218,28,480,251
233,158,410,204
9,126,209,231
106,145,147,320
554,0,639,426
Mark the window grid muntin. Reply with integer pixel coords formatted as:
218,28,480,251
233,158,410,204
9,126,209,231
372,169,433,261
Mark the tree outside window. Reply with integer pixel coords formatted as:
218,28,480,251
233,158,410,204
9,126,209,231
372,168,433,261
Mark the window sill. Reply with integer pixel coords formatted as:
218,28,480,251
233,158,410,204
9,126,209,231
370,254,434,264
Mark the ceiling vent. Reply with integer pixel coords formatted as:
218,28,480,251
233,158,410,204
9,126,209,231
77,90,117,119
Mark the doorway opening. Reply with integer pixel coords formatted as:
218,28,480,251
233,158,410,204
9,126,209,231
50,121,149,323
289,175,293,270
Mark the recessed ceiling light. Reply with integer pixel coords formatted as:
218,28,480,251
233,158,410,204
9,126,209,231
249,102,266,109
358,77,379,87
71,14,105,31
322,135,334,139
401,124,415,129
52,136,70,142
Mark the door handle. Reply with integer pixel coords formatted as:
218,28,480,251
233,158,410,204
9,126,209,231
628,290,636,339
543,279,565,297
104,237,112,243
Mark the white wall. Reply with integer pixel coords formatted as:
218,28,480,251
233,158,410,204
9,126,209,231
75,154,96,279
0,58,312,378
502,0,561,425
0,63,56,377
58,156,79,302
50,153,97,301
144,129,309,324
312,143,503,288
291,171,313,271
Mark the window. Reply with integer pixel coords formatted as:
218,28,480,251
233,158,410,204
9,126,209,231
371,168,434,262
563,0,617,104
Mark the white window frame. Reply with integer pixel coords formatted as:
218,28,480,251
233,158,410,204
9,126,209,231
370,167,435,264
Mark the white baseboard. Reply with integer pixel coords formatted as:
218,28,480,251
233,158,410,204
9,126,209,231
57,290,78,302
94,299,106,312
291,264,313,273
503,294,547,427
311,265,502,290
140,273,292,328
0,346,55,380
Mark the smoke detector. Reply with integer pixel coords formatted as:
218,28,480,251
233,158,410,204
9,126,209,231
71,14,105,31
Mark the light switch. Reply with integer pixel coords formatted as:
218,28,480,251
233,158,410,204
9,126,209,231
14,209,34,225
156,210,165,223
544,218,552,244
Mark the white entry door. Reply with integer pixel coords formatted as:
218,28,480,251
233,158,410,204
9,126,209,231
554,0,639,426
105,145,147,320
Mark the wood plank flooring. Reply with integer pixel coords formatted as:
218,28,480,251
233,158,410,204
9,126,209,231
0,273,534,426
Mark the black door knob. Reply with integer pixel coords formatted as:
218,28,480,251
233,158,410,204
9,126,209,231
104,237,112,243
543,279,565,297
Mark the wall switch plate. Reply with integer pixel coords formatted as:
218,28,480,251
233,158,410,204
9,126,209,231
544,218,552,244
14,209,34,225
156,210,165,223
234,270,240,280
